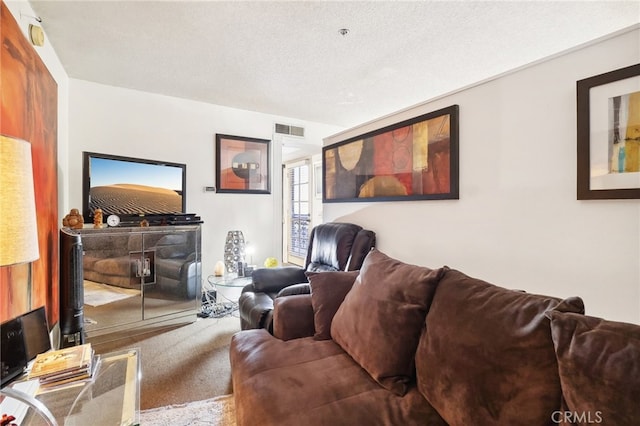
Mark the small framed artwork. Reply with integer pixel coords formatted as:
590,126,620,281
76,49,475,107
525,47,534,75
577,64,640,200
216,134,270,194
323,105,459,203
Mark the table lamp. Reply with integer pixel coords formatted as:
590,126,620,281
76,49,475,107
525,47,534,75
223,230,245,274
0,136,47,421
0,135,40,306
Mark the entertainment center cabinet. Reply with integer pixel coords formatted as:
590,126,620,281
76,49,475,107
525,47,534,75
70,224,202,341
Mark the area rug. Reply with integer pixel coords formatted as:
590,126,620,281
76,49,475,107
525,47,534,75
139,395,236,426
83,280,140,307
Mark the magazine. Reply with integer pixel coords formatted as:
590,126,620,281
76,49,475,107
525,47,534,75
28,343,93,380
39,354,102,389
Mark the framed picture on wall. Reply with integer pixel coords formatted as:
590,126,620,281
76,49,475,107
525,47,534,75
323,105,459,203
215,134,271,194
577,63,640,200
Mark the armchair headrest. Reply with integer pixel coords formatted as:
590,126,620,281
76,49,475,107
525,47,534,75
345,229,376,271
305,222,375,272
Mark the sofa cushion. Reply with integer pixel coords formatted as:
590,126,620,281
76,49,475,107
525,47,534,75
306,270,359,340
416,268,585,425
330,249,444,396
230,329,447,426
547,310,640,425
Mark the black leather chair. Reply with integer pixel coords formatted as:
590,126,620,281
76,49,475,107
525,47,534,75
238,222,376,331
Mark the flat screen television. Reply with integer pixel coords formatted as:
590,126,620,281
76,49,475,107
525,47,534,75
82,152,186,223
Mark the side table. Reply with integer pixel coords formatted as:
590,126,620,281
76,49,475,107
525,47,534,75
201,275,252,318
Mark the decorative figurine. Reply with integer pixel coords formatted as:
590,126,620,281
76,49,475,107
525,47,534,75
93,208,103,229
62,208,84,229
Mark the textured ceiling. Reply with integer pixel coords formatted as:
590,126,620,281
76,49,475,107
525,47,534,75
29,1,640,128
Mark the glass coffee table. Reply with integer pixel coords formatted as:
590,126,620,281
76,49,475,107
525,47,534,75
1,349,140,426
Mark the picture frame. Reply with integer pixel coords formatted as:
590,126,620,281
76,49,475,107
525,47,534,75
577,64,640,200
323,105,459,203
215,134,271,194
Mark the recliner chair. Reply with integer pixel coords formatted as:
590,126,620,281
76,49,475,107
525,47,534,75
238,222,376,331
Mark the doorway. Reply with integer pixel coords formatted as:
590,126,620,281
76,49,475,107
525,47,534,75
282,155,322,266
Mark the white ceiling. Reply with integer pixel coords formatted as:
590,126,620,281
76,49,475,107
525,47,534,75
29,1,640,129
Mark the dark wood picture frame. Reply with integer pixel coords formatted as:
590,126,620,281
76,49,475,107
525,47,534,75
215,134,271,194
577,64,640,200
323,105,459,203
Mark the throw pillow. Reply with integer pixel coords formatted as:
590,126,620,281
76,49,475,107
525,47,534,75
306,270,360,340
547,310,640,425
415,268,585,425
330,249,445,396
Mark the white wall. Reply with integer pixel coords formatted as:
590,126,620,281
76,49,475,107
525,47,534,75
67,80,343,278
324,28,640,324
5,0,70,225
8,1,639,324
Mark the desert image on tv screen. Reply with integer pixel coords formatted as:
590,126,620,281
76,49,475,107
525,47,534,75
89,157,183,216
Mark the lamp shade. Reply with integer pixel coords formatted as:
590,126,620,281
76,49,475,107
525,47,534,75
0,135,39,266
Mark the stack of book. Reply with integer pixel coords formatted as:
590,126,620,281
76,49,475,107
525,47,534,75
28,343,100,388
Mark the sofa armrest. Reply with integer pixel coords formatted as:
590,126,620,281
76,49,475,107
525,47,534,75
276,283,310,297
238,292,275,331
273,294,315,341
251,266,308,293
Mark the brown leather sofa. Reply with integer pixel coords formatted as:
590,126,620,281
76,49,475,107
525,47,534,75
230,249,640,425
238,222,375,331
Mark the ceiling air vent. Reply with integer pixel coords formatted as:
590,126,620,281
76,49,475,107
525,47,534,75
275,123,305,138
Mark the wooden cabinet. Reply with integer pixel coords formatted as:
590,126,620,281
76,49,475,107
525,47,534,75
73,225,201,341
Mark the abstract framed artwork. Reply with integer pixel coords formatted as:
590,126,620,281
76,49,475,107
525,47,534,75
215,134,270,194
577,64,640,200
1,5,58,325
323,105,459,203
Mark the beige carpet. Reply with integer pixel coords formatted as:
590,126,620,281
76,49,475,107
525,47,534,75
90,314,241,410
139,394,235,425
